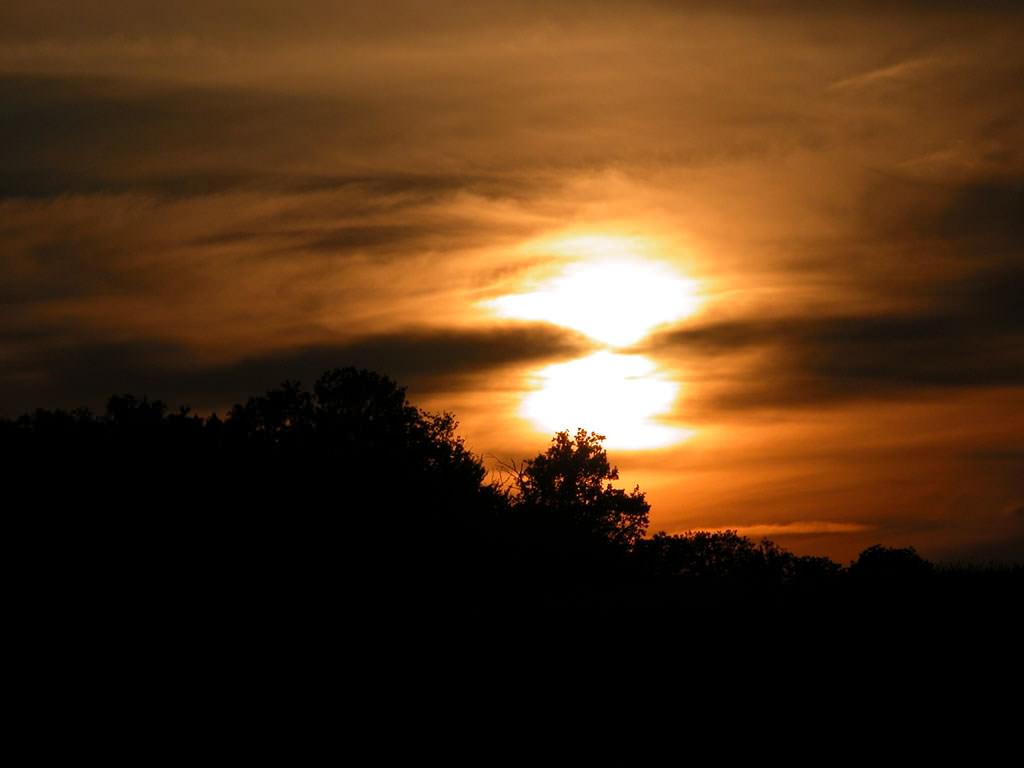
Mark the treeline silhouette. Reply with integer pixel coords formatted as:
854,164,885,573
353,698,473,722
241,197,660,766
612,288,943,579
5,367,1020,650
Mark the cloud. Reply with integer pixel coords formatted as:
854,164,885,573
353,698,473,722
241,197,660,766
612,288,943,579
828,57,939,91
645,165,1024,413
202,325,594,398
702,521,874,537
651,258,1024,409
0,16,839,200
859,176,1024,249
0,324,592,416
0,75,409,200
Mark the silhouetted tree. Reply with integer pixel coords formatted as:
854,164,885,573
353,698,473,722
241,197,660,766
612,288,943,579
514,429,649,550
213,368,500,547
313,367,416,440
105,394,167,428
850,544,933,583
639,530,772,584
638,529,843,590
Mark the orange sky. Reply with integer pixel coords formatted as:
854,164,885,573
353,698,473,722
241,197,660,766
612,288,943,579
2,2,1022,561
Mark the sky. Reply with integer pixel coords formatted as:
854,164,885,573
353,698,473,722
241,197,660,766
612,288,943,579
2,1,1022,561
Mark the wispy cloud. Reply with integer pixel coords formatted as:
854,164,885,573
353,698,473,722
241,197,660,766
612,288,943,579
704,522,874,537
827,57,938,91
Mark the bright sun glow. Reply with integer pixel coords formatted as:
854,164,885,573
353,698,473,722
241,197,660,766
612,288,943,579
484,233,700,449
487,258,701,348
522,351,693,450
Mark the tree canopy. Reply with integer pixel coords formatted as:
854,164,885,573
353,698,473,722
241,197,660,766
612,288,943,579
515,428,650,549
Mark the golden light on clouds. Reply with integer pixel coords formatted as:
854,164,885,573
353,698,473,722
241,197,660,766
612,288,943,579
521,351,692,450
3,1,1023,561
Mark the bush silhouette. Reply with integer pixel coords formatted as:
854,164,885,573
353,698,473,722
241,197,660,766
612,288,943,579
638,529,843,589
850,544,933,583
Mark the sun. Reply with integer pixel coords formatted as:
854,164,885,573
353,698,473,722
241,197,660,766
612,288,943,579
486,256,700,348
521,351,693,450
482,233,700,449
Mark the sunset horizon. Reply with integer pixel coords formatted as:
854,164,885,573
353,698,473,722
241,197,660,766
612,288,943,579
2,1,1022,564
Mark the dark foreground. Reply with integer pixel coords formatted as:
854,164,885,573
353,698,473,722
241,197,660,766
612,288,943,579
6,368,1021,685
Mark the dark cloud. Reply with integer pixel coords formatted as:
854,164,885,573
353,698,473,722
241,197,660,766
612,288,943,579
0,1,625,44
652,260,1024,409
202,325,593,402
0,74,567,202
293,217,534,260
963,448,1024,465
0,75,382,199
0,338,196,415
297,225,453,254
0,324,591,416
647,167,1024,411
937,182,1024,248
861,176,1024,252
933,530,1024,564
2,1,1020,44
